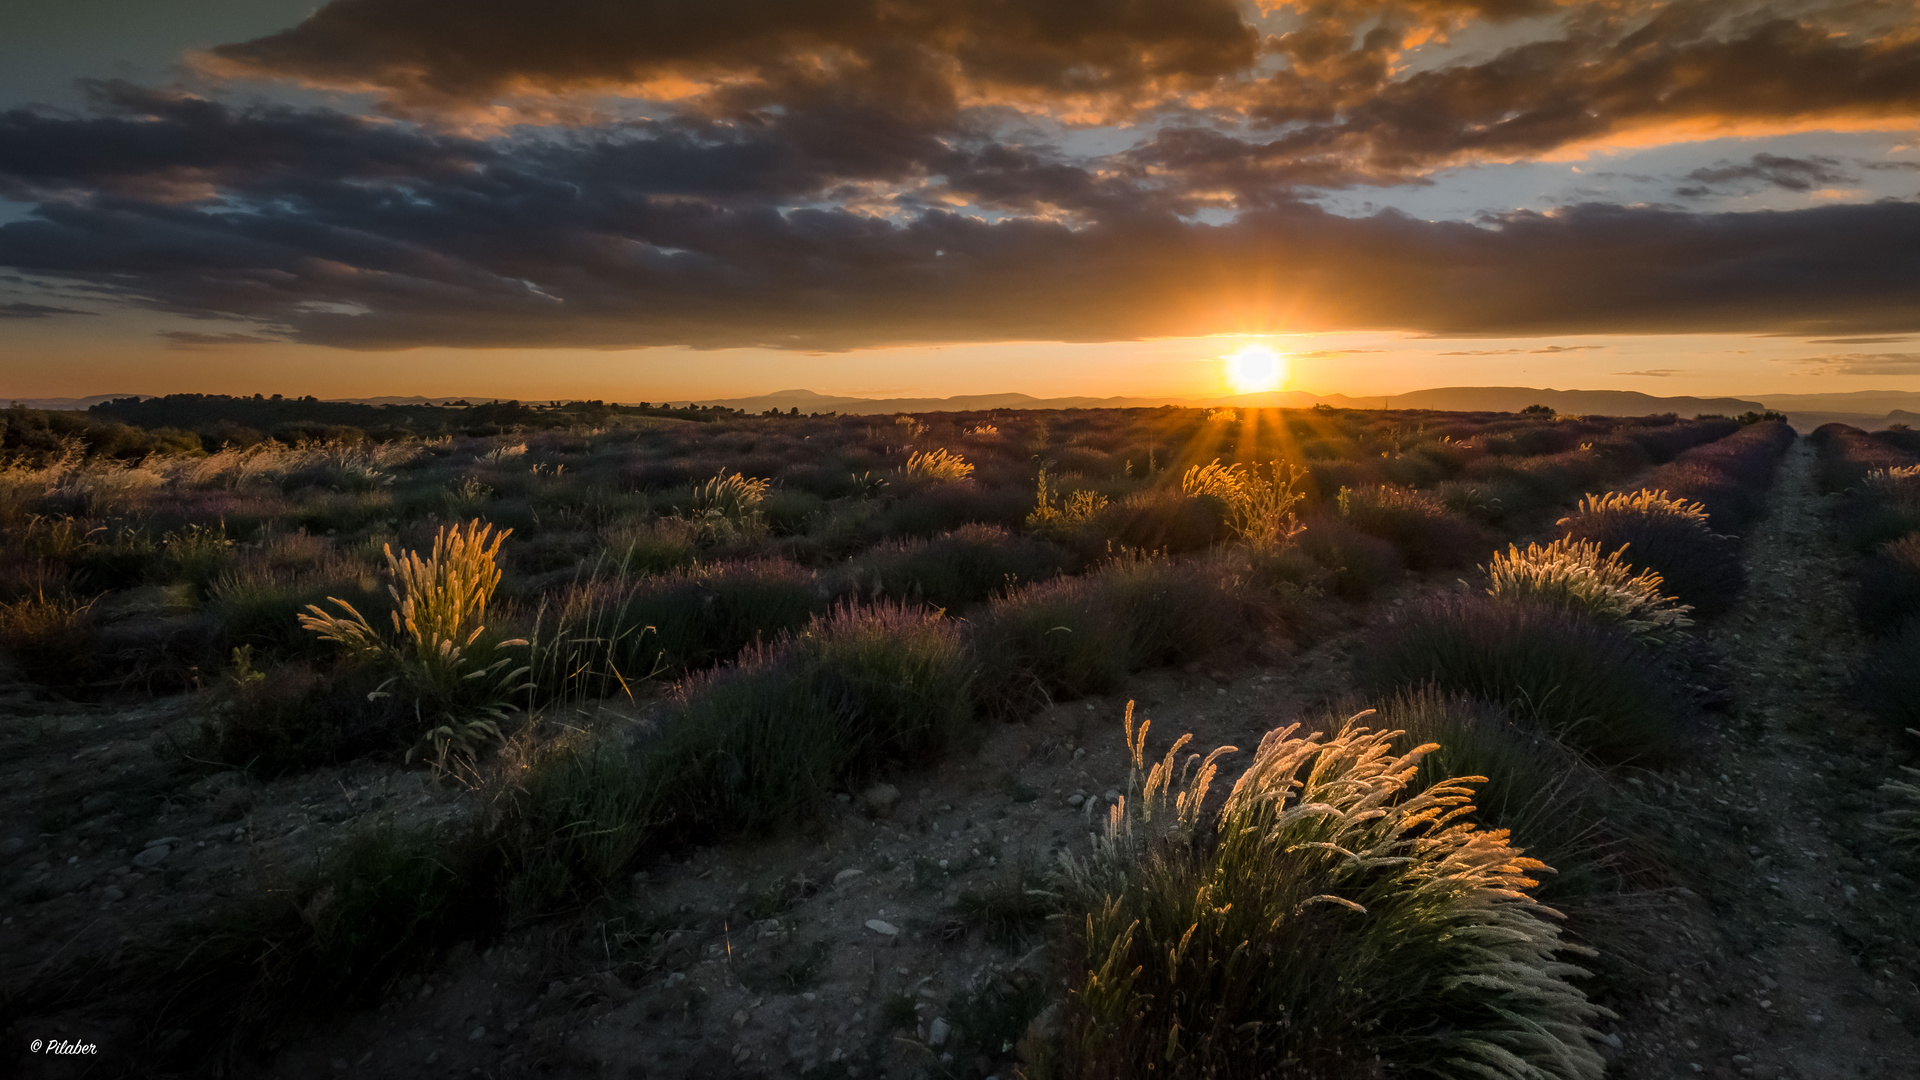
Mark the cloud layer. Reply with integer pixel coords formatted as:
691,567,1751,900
0,1,1916,349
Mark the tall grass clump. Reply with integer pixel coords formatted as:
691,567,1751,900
1359,593,1693,765
299,519,529,766
1558,490,1744,617
684,469,770,540
1377,690,1629,900
1054,709,1607,1080
900,448,975,483
0,589,100,689
1486,538,1693,646
1181,458,1303,550
1839,464,1920,553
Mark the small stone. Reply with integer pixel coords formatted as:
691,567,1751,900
860,783,901,817
468,1026,486,1041
1066,794,1084,808
0,837,25,858
1602,1033,1623,1050
102,886,125,902
928,1017,951,1046
865,919,901,938
132,845,170,868
833,869,865,887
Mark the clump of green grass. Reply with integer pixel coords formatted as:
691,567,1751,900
299,519,529,766
1485,537,1693,646
1054,709,1607,1080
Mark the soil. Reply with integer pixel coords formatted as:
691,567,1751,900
4,437,1918,1078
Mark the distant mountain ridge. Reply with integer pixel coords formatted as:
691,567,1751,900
12,387,1920,427
667,386,1771,416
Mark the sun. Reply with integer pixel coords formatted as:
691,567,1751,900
1223,343,1288,395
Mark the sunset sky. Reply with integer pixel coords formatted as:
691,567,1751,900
3,0,1919,402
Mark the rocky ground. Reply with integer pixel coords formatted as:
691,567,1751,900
4,438,1918,1078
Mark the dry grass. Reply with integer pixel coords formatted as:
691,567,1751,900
1181,458,1304,550
1486,537,1694,646
1053,706,1608,1080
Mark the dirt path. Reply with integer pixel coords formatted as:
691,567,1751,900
1603,438,1920,1080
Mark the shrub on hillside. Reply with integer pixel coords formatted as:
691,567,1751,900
971,555,1259,717
1558,490,1745,617
1054,712,1606,1080
1358,593,1694,765
1858,534,1920,635
1291,514,1405,599
839,524,1069,610
1336,484,1484,570
642,602,972,838
1102,486,1229,554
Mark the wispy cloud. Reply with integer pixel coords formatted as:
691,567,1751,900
0,301,93,319
1613,368,1684,377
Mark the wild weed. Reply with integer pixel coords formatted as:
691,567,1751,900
1055,710,1607,1080
0,589,99,689
299,519,529,766
901,448,975,482
1485,537,1693,646
1181,458,1303,550
685,469,771,541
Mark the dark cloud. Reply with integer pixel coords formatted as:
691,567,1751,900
0,3,1916,350
1801,336,1915,344
159,330,288,349
1674,153,1858,198
3,96,1919,350
1614,368,1683,376
0,300,93,318
206,0,1258,118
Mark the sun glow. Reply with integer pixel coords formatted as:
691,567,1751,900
1223,343,1288,395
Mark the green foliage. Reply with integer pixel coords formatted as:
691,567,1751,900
1485,537,1694,646
1055,714,1607,1080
